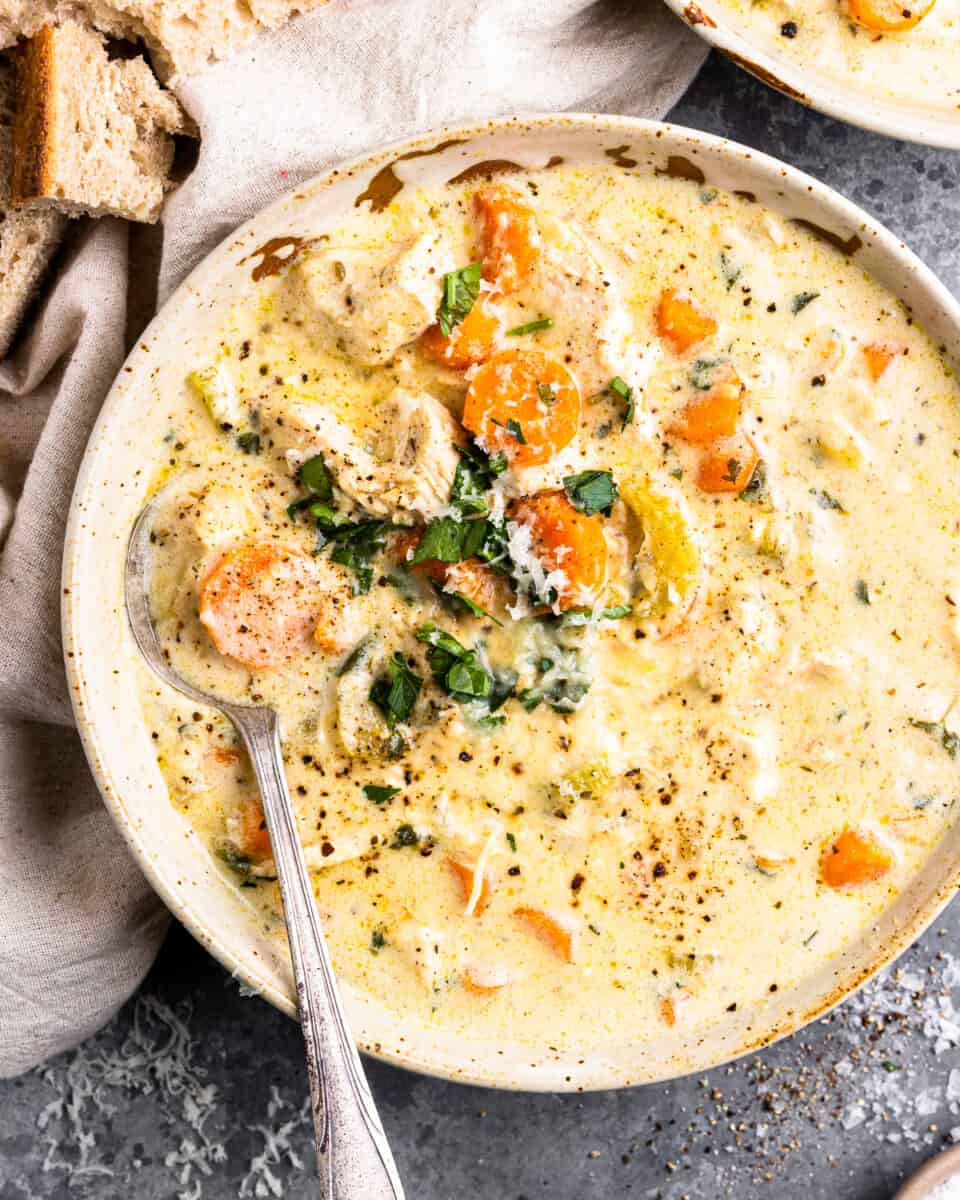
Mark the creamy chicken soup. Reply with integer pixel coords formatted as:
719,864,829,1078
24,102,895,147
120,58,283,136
717,0,959,115
140,164,960,1051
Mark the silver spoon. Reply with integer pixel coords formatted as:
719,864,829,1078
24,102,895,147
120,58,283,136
125,496,405,1200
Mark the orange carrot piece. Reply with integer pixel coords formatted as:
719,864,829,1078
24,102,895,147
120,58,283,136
475,184,541,295
509,490,608,610
656,288,718,354
463,348,581,467
395,530,504,617
448,856,493,915
464,963,512,995
696,432,760,495
199,542,324,669
514,906,576,963
668,370,744,444
821,828,893,888
242,803,272,861
863,341,901,382
421,296,503,368
847,0,935,31
660,997,677,1027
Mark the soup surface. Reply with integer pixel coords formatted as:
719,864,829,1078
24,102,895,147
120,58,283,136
140,163,960,1052
715,0,959,117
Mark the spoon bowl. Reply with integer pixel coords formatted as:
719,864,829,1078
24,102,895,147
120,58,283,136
125,493,405,1200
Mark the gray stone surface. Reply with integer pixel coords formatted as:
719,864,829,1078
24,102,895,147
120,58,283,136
3,51,960,1200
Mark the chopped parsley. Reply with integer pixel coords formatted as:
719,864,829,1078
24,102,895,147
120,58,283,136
369,652,422,727
437,262,483,337
810,488,847,514
560,604,632,627
363,784,400,804
506,832,517,852
390,824,420,849
417,625,492,702
450,591,502,625
298,454,333,500
370,928,387,953
719,249,742,290
609,376,635,429
537,382,557,407
492,417,526,444
854,579,871,605
236,431,261,455
738,460,768,503
689,358,720,391
562,469,618,517
327,519,391,594
909,718,960,760
507,317,553,336
721,458,742,485
791,290,820,315
413,515,488,564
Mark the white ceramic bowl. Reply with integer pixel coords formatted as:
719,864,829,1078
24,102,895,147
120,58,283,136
63,114,960,1092
665,0,960,149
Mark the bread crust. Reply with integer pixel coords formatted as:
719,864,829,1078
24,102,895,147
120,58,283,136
11,24,54,206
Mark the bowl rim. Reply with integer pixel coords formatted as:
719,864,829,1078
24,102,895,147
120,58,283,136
62,110,960,1092
664,0,960,150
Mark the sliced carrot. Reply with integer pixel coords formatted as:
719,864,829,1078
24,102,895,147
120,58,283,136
475,184,541,295
448,856,493,915
863,341,901,381
199,542,325,669
464,963,512,995
668,369,744,444
660,997,677,1027
509,490,608,610
211,744,242,765
847,0,935,31
463,349,581,467
241,803,272,861
820,828,893,888
696,432,759,495
656,288,718,354
420,295,503,368
514,906,576,963
396,530,505,617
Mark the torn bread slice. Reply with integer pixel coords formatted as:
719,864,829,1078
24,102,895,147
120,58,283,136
0,1,330,82
12,21,189,223
0,53,66,359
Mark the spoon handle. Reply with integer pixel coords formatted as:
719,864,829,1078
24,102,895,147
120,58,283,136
229,704,405,1200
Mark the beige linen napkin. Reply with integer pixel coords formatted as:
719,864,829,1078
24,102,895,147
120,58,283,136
0,0,706,1077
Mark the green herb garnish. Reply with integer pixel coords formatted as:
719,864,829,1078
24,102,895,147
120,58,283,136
689,359,720,392
810,488,847,514
507,317,553,336
370,652,423,727
506,833,517,852
299,454,333,500
560,604,632,627
739,460,768,503
609,376,635,429
719,249,742,290
390,824,420,849
236,431,261,455
450,591,502,625
437,262,483,338
909,718,960,760
417,625,492,702
791,291,820,315
855,579,871,605
363,784,400,804
328,519,391,594
562,470,618,517
370,929,387,953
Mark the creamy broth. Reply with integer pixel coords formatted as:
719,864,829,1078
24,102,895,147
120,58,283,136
719,0,959,115
139,165,960,1052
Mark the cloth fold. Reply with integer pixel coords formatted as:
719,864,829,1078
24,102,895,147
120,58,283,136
0,0,706,1077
